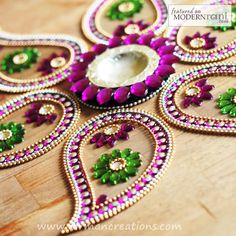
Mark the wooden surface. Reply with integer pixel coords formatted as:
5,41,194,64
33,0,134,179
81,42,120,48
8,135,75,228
0,0,236,236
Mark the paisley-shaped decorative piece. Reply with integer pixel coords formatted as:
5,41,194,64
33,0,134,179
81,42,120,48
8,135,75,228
0,30,87,92
69,33,179,109
82,0,168,44
164,0,236,63
62,109,174,234
159,62,236,134
0,89,80,168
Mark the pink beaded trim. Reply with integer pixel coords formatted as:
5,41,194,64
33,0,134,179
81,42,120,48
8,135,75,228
0,89,80,168
82,0,168,44
0,31,87,92
159,62,236,134
62,109,174,234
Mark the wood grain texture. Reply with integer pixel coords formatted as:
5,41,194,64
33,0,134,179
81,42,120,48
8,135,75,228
0,0,236,236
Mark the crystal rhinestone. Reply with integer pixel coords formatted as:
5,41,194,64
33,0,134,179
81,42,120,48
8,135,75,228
124,24,140,35
39,104,55,115
185,86,200,96
118,2,134,12
50,56,66,68
190,37,206,49
104,125,120,135
0,129,12,141
13,53,28,65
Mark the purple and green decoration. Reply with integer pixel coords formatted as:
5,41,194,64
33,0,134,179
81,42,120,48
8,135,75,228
25,103,57,126
113,20,150,37
1,48,39,74
213,6,236,31
93,148,142,185
183,79,214,108
69,33,179,109
106,0,144,21
37,52,68,76
0,122,25,152
217,88,236,117
90,123,135,148
184,32,217,50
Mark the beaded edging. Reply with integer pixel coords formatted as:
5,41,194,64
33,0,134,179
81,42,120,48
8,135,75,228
159,61,236,134
0,31,87,92
0,89,81,168
164,0,236,64
62,109,174,234
82,0,168,44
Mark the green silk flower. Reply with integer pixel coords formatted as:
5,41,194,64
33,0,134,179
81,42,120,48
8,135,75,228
0,122,25,152
213,7,236,31
106,0,144,21
1,47,39,74
93,148,142,185
217,88,236,117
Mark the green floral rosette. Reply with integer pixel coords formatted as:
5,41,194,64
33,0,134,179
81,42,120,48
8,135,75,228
1,47,39,74
0,122,25,152
93,148,142,185
217,88,236,117
106,0,144,21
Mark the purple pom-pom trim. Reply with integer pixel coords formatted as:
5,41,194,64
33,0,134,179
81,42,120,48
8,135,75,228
68,33,178,108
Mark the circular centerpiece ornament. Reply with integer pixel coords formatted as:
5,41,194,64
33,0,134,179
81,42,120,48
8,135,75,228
62,109,174,233
82,0,168,44
69,33,179,109
87,44,159,88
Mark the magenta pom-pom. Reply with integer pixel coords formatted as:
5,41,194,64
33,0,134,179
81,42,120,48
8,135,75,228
80,51,96,63
108,37,123,48
67,71,87,82
137,34,154,46
145,75,163,89
71,62,88,71
130,82,147,97
155,65,175,77
114,87,130,104
96,88,113,105
92,44,107,54
160,54,180,65
123,34,139,45
70,78,89,93
158,45,175,56
150,37,167,50
82,85,98,101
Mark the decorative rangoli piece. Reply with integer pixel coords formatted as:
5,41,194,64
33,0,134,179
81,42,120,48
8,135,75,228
0,89,80,168
82,0,168,43
62,109,174,233
164,0,236,63
159,62,236,134
0,30,87,92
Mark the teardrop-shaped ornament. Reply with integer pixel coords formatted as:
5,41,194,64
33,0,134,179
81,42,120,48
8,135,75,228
62,109,174,233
